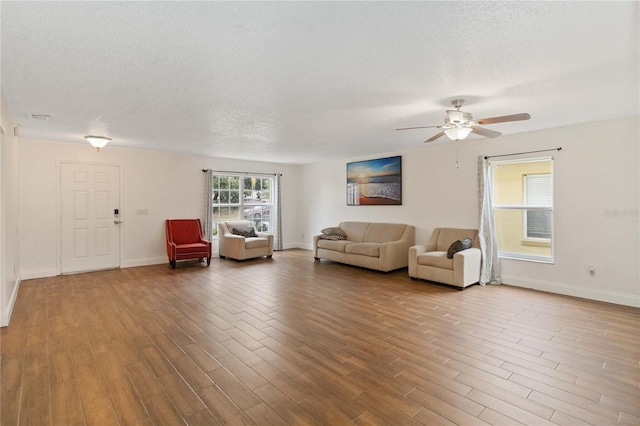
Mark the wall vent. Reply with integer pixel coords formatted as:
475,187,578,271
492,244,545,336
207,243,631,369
30,113,50,121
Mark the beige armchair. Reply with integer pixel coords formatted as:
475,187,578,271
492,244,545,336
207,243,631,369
218,220,274,261
409,227,481,288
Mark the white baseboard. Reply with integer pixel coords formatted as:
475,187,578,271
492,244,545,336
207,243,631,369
501,274,640,308
1,276,22,327
291,242,313,251
282,242,309,250
20,268,58,280
122,256,167,268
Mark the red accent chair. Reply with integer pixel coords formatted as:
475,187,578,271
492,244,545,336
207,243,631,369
165,219,211,269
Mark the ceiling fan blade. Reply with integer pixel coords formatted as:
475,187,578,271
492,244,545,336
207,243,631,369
396,125,442,131
476,113,531,125
471,126,502,138
424,132,446,143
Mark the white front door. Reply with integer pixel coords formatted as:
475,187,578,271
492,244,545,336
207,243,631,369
60,163,121,274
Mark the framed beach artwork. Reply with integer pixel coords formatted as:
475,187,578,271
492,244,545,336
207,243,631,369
346,155,402,205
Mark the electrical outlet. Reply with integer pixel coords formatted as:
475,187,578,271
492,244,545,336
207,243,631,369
588,266,595,277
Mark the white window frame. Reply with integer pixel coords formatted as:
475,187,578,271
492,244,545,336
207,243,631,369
491,157,554,263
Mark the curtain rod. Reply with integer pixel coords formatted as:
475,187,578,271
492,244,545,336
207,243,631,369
484,147,561,160
202,169,281,177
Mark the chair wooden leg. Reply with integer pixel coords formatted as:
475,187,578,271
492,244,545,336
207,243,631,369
170,260,176,269
206,257,211,266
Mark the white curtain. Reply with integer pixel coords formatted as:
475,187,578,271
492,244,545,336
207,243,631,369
273,174,283,251
203,169,213,241
478,156,501,285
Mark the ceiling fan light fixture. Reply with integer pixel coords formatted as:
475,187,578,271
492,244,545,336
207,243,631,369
396,98,531,144
444,127,472,141
446,110,465,124
85,135,111,151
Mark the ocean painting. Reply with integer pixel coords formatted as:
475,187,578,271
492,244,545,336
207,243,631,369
346,156,402,205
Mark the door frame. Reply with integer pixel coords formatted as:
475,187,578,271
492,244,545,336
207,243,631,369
56,160,124,275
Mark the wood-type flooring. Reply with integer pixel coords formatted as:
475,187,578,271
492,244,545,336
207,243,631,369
1,249,638,425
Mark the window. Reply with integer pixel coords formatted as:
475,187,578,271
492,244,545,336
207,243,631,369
492,158,553,262
209,174,273,238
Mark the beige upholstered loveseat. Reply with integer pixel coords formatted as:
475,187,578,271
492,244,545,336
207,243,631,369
313,221,415,272
409,227,481,288
218,220,273,260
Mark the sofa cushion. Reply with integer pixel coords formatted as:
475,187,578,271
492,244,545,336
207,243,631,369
174,242,210,254
245,237,269,249
233,227,257,238
447,238,472,259
317,239,352,252
364,223,406,243
338,222,370,243
345,243,380,257
417,251,453,269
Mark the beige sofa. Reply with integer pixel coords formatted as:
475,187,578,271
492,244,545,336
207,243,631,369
218,220,273,260
409,227,481,288
313,221,415,272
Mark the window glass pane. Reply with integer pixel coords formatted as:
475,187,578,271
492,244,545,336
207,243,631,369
495,209,552,258
493,160,552,206
242,205,269,220
220,176,229,189
244,177,253,190
260,179,270,202
212,206,223,220
526,210,552,239
220,190,229,204
525,175,552,206
213,206,240,221
242,205,270,231
230,190,240,204
229,176,240,189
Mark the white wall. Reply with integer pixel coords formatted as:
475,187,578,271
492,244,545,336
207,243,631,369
13,115,640,310
19,139,301,278
300,116,640,307
0,92,21,326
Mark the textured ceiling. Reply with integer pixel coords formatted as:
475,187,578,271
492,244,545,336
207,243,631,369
1,1,638,164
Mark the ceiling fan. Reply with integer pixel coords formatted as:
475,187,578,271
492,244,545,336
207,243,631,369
397,99,531,143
